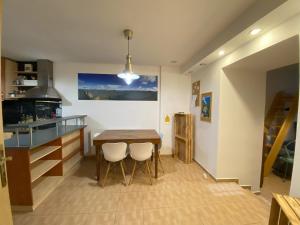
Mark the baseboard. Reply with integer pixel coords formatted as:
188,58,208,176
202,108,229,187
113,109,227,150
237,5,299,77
193,159,239,184
159,153,173,156
215,178,239,184
193,159,216,181
11,205,33,212
240,185,252,190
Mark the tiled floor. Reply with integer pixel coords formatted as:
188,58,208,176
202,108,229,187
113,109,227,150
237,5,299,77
260,172,291,202
13,157,270,225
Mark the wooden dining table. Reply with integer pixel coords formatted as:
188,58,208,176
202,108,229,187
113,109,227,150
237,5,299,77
93,129,161,183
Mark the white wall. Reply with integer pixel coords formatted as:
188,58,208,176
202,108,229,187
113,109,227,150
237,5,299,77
290,40,300,197
160,67,191,154
53,62,190,155
190,13,300,194
218,68,266,191
190,61,221,177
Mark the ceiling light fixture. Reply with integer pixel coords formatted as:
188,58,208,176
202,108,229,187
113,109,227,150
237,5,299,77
117,29,139,85
250,28,261,36
219,50,225,56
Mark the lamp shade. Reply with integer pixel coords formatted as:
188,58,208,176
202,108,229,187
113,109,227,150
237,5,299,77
117,54,139,85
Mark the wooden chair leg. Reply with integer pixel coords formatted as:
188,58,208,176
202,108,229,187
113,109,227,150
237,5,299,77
102,162,111,187
149,160,153,176
158,153,165,174
129,160,137,185
146,160,153,185
143,162,147,174
120,161,127,186
122,159,127,174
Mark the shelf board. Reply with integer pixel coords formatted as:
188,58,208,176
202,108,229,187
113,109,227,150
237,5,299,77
32,176,64,210
30,146,61,164
31,160,61,183
175,134,187,141
17,71,38,74
10,84,37,87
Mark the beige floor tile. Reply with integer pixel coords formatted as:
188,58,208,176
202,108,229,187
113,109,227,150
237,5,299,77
260,172,291,202
115,210,143,225
84,212,116,225
12,157,270,225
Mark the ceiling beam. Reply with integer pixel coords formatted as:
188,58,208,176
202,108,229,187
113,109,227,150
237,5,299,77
181,0,287,74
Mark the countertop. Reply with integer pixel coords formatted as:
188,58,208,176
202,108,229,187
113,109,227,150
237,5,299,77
5,115,86,129
4,115,87,149
5,125,86,149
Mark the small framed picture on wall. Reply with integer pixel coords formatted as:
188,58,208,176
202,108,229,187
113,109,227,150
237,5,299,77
192,81,200,107
200,92,212,122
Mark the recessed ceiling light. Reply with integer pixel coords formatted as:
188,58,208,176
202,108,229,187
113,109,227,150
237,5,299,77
250,28,261,36
170,60,177,64
218,50,225,56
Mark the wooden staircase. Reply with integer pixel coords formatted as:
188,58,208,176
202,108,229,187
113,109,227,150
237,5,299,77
263,92,298,177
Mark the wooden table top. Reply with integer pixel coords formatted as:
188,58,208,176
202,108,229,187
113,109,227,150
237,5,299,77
93,129,161,145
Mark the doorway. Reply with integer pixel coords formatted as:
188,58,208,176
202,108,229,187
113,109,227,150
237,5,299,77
222,35,299,202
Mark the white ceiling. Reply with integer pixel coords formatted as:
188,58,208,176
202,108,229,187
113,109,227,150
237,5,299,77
225,35,299,72
183,0,300,73
2,0,258,66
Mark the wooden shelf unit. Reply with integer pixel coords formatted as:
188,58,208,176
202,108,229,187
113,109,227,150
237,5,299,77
173,113,194,163
31,160,61,183
269,193,300,225
5,128,85,211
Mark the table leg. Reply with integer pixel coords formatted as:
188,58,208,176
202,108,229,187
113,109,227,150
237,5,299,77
96,145,100,181
155,144,158,178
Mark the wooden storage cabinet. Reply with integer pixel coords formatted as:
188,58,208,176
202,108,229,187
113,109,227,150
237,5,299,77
5,128,84,211
173,113,194,163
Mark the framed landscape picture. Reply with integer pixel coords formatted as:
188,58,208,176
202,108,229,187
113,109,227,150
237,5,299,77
78,73,158,101
201,92,212,122
192,81,200,107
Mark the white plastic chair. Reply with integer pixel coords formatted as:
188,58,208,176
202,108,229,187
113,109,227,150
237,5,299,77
102,142,127,187
129,142,153,185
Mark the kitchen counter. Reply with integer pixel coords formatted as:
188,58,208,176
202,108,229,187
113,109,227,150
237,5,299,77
4,115,87,149
4,115,87,211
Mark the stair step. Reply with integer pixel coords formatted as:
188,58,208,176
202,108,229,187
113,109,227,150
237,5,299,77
279,96,295,101
270,125,281,128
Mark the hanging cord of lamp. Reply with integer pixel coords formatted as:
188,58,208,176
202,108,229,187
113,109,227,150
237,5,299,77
117,29,140,85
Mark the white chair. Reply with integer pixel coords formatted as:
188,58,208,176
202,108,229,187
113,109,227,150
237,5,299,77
102,142,127,187
129,142,153,185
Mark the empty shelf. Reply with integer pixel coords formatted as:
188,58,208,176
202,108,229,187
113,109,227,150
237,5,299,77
31,160,61,183
30,146,61,164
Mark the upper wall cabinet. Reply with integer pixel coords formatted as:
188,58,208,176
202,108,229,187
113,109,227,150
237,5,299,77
1,58,38,99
